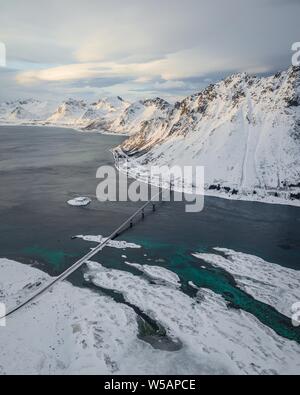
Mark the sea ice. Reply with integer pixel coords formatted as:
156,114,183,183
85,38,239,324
85,260,300,375
125,261,180,286
76,235,141,249
193,248,300,318
1,255,299,375
0,258,210,375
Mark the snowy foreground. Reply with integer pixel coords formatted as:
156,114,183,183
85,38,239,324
0,244,300,375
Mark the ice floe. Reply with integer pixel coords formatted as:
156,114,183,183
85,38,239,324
193,248,300,318
67,197,91,207
1,256,299,375
85,260,300,375
75,235,141,249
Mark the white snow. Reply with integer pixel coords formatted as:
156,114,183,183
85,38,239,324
0,258,200,375
188,281,199,290
0,99,57,123
0,96,171,136
125,261,180,286
117,67,300,206
193,248,300,318
108,98,172,136
47,97,131,129
85,260,300,375
0,257,300,374
1,67,300,207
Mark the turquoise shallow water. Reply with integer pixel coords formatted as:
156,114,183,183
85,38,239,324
0,125,300,344
91,235,300,344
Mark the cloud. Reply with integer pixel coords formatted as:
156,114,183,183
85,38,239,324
154,80,187,90
1,0,299,100
14,45,279,87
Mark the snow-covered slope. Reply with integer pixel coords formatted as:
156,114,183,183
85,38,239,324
117,67,300,204
84,97,171,135
47,99,88,125
48,96,131,128
76,96,131,127
111,97,172,135
0,99,56,122
0,97,131,128
91,96,130,114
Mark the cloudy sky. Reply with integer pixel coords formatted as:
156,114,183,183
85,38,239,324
0,0,299,102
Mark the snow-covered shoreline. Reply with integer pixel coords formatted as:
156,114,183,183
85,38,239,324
0,120,98,134
204,187,300,207
116,67,300,207
1,121,299,207
0,258,177,375
113,148,300,208
2,66,300,211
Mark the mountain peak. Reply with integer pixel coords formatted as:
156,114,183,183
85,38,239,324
141,97,171,111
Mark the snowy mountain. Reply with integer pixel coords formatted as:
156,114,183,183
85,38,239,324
0,95,171,134
0,97,131,128
47,98,88,125
116,66,300,204
84,97,171,135
0,99,56,122
0,67,299,204
91,96,130,113
46,96,131,127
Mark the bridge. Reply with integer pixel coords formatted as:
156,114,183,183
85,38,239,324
1,190,164,320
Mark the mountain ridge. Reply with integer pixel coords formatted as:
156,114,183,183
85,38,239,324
116,66,300,204
1,67,299,205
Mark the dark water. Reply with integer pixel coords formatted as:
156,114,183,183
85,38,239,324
0,125,300,344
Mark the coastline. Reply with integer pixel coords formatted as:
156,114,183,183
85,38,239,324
1,122,299,208
112,147,300,208
0,120,130,136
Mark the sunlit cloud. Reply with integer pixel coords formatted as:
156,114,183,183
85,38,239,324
15,46,277,87
1,0,299,100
